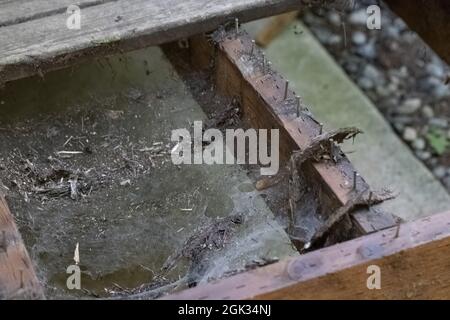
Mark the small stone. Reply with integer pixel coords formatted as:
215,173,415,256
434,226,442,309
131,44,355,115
327,12,341,27
393,122,405,133
386,82,398,94
421,105,434,119
432,84,450,99
327,34,342,45
386,26,400,39
426,63,445,79
358,77,374,90
120,179,131,186
352,31,367,45
376,86,390,97
313,27,334,44
403,127,418,142
349,9,367,25
356,40,376,59
363,64,384,85
393,115,413,125
429,118,448,129
398,66,409,78
412,138,426,150
397,98,422,114
394,18,407,31
433,166,447,179
416,151,431,161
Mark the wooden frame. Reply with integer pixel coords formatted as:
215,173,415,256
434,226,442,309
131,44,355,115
0,0,302,84
1,0,449,300
164,210,450,300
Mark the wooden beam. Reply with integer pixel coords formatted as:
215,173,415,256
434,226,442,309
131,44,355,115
0,194,44,299
385,0,450,65
184,31,396,243
0,0,302,84
0,0,114,27
162,210,450,299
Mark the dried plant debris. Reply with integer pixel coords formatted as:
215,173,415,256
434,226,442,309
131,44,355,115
0,108,171,204
287,126,396,250
307,188,397,251
203,98,242,131
162,214,243,285
292,127,363,165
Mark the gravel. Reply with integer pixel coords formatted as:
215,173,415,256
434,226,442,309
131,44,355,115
397,98,422,115
301,0,450,193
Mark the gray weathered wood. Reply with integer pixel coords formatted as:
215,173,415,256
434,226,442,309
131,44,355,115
0,0,301,83
0,0,114,27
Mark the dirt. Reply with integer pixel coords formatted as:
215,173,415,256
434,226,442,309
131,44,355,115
0,45,298,299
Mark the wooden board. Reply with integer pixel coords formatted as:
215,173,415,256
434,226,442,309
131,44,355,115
0,0,114,27
0,194,44,299
163,210,450,299
0,0,302,83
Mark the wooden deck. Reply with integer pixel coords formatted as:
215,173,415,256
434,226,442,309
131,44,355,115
0,0,301,84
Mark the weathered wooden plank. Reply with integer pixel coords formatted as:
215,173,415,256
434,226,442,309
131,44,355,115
162,210,450,300
0,0,302,83
0,0,114,27
385,0,450,65
0,194,44,300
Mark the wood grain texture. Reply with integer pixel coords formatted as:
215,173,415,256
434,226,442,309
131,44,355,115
0,0,302,83
162,211,450,300
0,0,115,27
0,194,44,300
255,11,298,47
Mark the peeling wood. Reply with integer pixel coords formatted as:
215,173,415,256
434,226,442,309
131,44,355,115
0,0,302,83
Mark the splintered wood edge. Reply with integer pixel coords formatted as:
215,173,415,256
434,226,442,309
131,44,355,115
162,210,450,300
0,195,45,300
